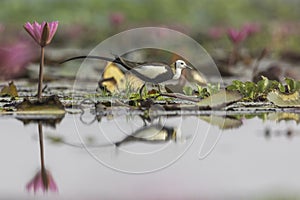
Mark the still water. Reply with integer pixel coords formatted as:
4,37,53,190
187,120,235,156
1,111,300,199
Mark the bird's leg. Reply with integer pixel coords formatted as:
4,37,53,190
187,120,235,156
151,84,163,100
139,83,146,100
157,84,162,94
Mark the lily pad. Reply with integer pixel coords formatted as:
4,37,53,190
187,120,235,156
16,95,65,115
197,90,243,108
16,114,65,127
199,115,243,129
267,112,300,123
267,91,300,107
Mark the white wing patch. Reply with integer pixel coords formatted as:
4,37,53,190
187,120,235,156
134,65,168,79
134,126,168,140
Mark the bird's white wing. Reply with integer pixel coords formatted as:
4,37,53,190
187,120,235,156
133,65,168,79
134,126,168,140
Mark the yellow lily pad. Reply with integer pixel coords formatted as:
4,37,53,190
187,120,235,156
267,91,300,107
268,112,300,123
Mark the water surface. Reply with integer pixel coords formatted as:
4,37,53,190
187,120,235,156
1,112,300,199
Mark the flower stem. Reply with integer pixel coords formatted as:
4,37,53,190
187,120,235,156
38,122,49,189
228,43,238,68
37,47,45,101
38,122,45,170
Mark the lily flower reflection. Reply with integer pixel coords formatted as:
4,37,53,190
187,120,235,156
26,122,58,194
26,169,58,193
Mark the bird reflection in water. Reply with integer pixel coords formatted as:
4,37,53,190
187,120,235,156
115,123,180,147
79,107,185,147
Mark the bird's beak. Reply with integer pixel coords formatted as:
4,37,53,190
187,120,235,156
185,65,192,69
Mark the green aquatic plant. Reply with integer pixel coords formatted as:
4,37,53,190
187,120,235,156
183,83,220,98
227,77,269,101
206,83,221,95
282,78,300,93
183,86,194,96
227,79,261,101
227,77,300,102
98,87,111,97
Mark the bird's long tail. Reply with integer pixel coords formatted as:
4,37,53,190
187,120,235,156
60,55,130,70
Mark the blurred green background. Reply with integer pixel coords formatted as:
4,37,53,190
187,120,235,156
2,0,299,27
1,0,299,49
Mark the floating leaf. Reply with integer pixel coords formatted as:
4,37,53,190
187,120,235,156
0,81,18,97
16,95,65,114
46,135,64,144
268,112,300,123
197,90,242,108
199,115,242,129
16,114,65,127
267,90,300,107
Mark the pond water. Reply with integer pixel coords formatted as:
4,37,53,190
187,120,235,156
1,111,300,199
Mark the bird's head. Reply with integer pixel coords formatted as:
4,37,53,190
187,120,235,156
174,60,192,70
172,60,192,80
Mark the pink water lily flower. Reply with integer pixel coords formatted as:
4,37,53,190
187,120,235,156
0,23,4,33
0,40,37,79
24,21,58,47
109,12,125,26
242,23,260,36
26,169,58,193
207,27,225,39
227,28,248,44
23,21,58,100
